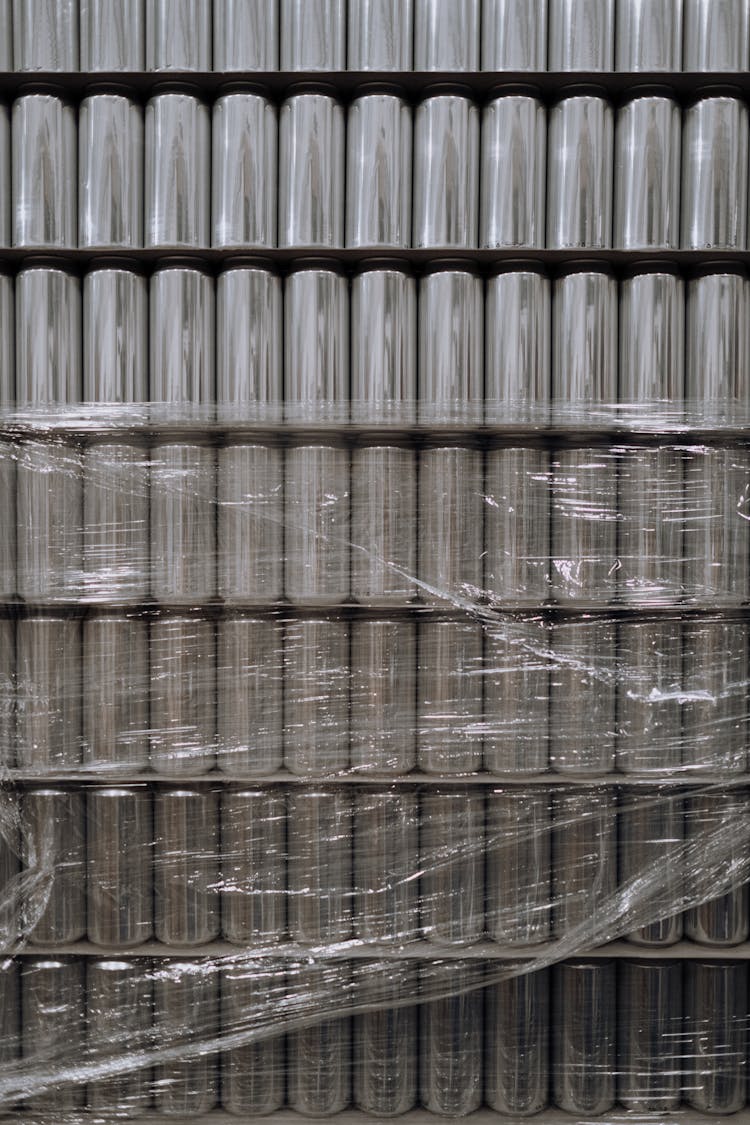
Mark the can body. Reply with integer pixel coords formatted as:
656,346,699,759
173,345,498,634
284,267,348,423
83,267,149,405
154,788,220,946
0,616,15,767
87,787,153,946
350,618,416,774
346,92,411,248
682,446,750,603
417,619,483,773
284,445,350,603
0,105,9,248
619,269,684,410
619,789,683,944
550,621,616,774
145,92,210,248
482,0,548,69
83,442,149,603
221,788,286,944
685,792,750,945
146,0,212,69
83,614,149,772
348,0,413,68
280,0,346,68
485,970,549,1115
213,0,279,69
418,447,484,602
414,94,479,248
15,618,81,772
486,788,551,943
414,0,480,69
150,444,216,603
351,265,416,423
150,265,214,419
354,788,419,941
216,615,283,776
617,447,684,604
682,96,748,250
13,0,77,69
20,958,85,1111
484,448,551,605
16,442,82,603
684,962,748,1113
351,448,416,603
0,444,14,600
552,788,617,937
682,618,748,773
86,960,153,1115
485,266,550,423
12,94,76,247
550,448,619,604
547,95,613,249
419,962,483,1116
288,964,351,1115
481,94,546,249
484,618,550,776
149,615,216,775
212,92,277,247
286,788,352,944
616,0,683,70
80,0,146,69
420,788,485,945
22,788,85,944
552,267,617,408
283,617,349,775
618,961,682,1111
418,267,483,425
552,961,616,1114
684,0,750,69
16,266,81,406
354,962,418,1115
616,619,683,774
217,444,283,602
614,95,681,250
548,0,614,69
221,962,285,1115
153,963,219,1114
217,265,282,423
79,94,143,248
279,92,345,247
686,269,750,418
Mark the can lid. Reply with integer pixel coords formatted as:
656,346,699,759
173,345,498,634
216,80,272,99
621,259,681,279
81,80,142,100
148,80,205,99
618,83,678,103
420,81,475,99
88,255,146,274
550,83,609,101
14,81,70,98
686,83,745,101
690,260,749,280
152,254,212,273
422,257,480,276
354,256,412,274
288,257,347,275
485,82,543,100
488,258,547,278
218,254,278,273
283,80,339,98
17,254,80,275
554,259,615,278
350,80,408,98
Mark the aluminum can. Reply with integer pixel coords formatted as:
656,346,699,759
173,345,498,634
548,0,614,69
20,958,85,1111
351,447,417,603
420,788,484,945
616,620,682,774
217,264,282,423
417,619,483,774
552,960,616,1114
150,443,216,603
552,265,617,410
682,446,750,603
685,791,749,945
13,0,77,69
682,94,748,250
154,787,220,946
486,788,551,943
150,262,214,419
212,91,277,247
348,0,412,68
288,963,352,1115
16,616,81,770
414,0,479,69
16,442,82,603
279,90,345,247
284,264,349,423
549,621,616,774
485,969,549,1114
618,960,682,1111
145,90,210,248
346,89,411,248
682,618,748,773
83,442,149,603
550,448,619,604
484,448,551,605
351,263,417,424
12,94,76,247
283,617,349,775
686,267,750,422
482,0,548,69
0,963,18,1080
153,961,219,1114
552,788,617,938
280,0,345,68
79,93,143,249
484,618,550,776
619,789,683,944
354,961,417,1115
221,961,285,1115
350,619,416,774
418,447,483,603
684,0,750,70
22,788,85,944
146,0,211,69
0,271,12,409
150,614,216,775
419,264,483,425
216,615,283,776
217,443,283,602
213,0,279,69
286,788,352,943
0,2,10,68
83,265,148,406
413,89,479,247
619,267,684,412
353,788,419,941
87,787,152,947
419,961,483,1116
614,92,681,250
485,265,550,424
616,0,683,70
83,614,149,772
86,959,153,1115
221,788,286,943
16,265,81,405
481,91,546,249
0,616,15,768
0,444,14,599
617,447,684,604
0,105,9,247
547,91,613,249
80,0,146,69
284,444,350,603
684,961,748,1113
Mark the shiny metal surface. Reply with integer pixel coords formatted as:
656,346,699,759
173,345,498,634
682,618,748,773
353,789,419,941
684,0,750,69
79,94,143,249
619,789,683,944
682,95,748,250
87,787,153,947
686,268,750,420
351,264,416,424
420,788,484,945
20,958,85,1111
553,266,617,407
550,447,619,604
682,446,750,603
212,92,277,248
547,94,613,249
284,444,350,603
616,620,682,775
146,0,211,69
279,92,345,247
614,93,681,250
418,447,483,603
552,961,616,1114
685,792,750,945
486,788,552,943
283,617,349,775
286,788,352,943
618,961,682,1111
0,616,15,767
0,443,14,600
83,614,149,772
617,447,684,605
13,0,77,69
12,94,76,248
86,959,153,1114
350,618,415,774
217,443,282,602
145,92,210,248
346,90,411,249
149,614,216,775
150,443,216,603
354,962,417,1115
484,619,550,776
548,0,614,69
288,963,351,1115
413,93,479,248
0,1,10,68
0,274,12,408
16,266,81,405
616,0,683,70
0,963,18,1076
213,0,279,69
482,0,548,69
83,267,148,405
22,789,84,945
414,0,479,69
216,615,283,776
417,619,483,774
153,788,220,946
485,265,550,424
419,265,483,424
16,442,83,603
485,970,549,1114
83,442,149,602
15,617,81,770
552,788,617,936
217,265,282,423
619,268,684,409
0,106,9,248
684,961,748,1113
419,962,483,1116
484,447,551,604
80,0,146,69
284,265,348,423
351,447,416,602
150,264,214,417
221,788,286,943
550,621,616,774
220,962,285,1115
153,961,219,1114
481,93,546,249
280,0,346,69
348,0,412,68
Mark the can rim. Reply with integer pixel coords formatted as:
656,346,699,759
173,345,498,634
485,82,543,100
147,80,206,98
287,257,348,275
17,254,80,275
87,255,146,274
618,83,679,103
283,80,340,98
690,261,749,279
685,83,746,102
422,258,481,276
554,259,615,277
487,259,547,278
419,81,475,98
550,83,609,101
620,259,681,279
350,80,408,98
14,81,71,98
151,255,212,273
218,255,277,272
215,80,272,98
353,257,413,274
81,80,142,99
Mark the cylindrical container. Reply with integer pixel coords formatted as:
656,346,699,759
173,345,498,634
552,961,616,1114
0,272,12,410
354,962,418,1116
354,788,419,942
83,614,149,772
221,962,285,1115
284,264,349,423
417,619,483,774
0,106,9,248
79,93,143,248
616,619,682,772
284,444,350,603
13,0,77,69
351,447,417,602
548,0,614,69
0,616,15,768
419,962,483,1116
216,263,282,423
485,265,550,424
216,615,283,776
0,443,14,600
350,263,416,424
484,448,551,604
80,0,146,69
481,91,546,249
12,94,76,247
221,788,286,944
217,443,282,602
145,90,210,248
150,443,216,603
618,961,682,1111
482,0,548,69
283,617,349,775
686,267,750,420
552,788,617,938
153,962,219,1114
619,267,684,411
83,442,149,602
619,789,683,944
146,0,211,69
350,619,416,774
486,788,552,943
418,447,483,603
485,970,549,1115
154,788,220,946
418,264,483,425
20,958,85,1111
16,616,81,770
484,619,550,776
16,265,81,405
83,265,148,406
420,788,485,945
614,91,681,250
213,0,279,69
682,94,748,250
288,964,351,1116
346,88,411,248
684,0,750,70
682,618,748,773
22,788,85,945
616,0,683,70
413,89,479,247
150,614,215,776
550,621,616,774
87,787,152,947
547,91,613,249
550,448,619,603
684,961,748,1113
682,446,750,603
16,442,83,602
280,0,345,68
286,788,352,944
212,91,277,248
150,262,214,419
0,962,18,1082
414,0,479,69
552,265,617,409
617,447,684,606
685,792,750,945
86,959,153,1115
278,90,345,248
348,0,412,68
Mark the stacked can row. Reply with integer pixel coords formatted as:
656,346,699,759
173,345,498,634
7,85,750,252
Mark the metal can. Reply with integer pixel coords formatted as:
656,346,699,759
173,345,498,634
685,791,750,945
552,960,616,1114
16,615,81,770
549,620,616,774
418,263,483,425
0,963,18,1085
87,786,153,947
0,2,9,69
684,0,750,70
481,0,548,69
682,94,748,250
419,961,483,1116
481,90,546,249
614,91,681,250
16,265,81,406
617,446,684,604
280,0,346,68
221,788,286,944
278,89,345,247
284,263,349,423
417,619,483,774
686,267,750,422
283,617,349,776
420,788,485,945
220,961,285,1115
348,0,413,68
619,788,683,944
619,267,684,413
682,446,750,603
82,442,149,603
146,0,211,69
150,262,214,420
483,618,550,776
684,961,748,1113
86,959,153,1115
346,88,411,248
217,443,283,603
284,444,350,604
485,265,551,425
287,963,352,1115
548,0,614,69
484,448,551,605
213,0,279,69
351,447,417,603
354,961,417,1115
547,91,613,249
150,614,216,776
550,447,619,604
485,969,550,1114
212,90,277,248
351,263,417,424
153,960,219,1114
414,0,479,69
0,615,14,768
150,443,216,603
22,787,85,944
154,787,220,946
618,960,682,1111
83,265,148,407
286,787,352,944
217,263,282,424
0,270,12,409
79,92,143,248
353,788,419,941
552,788,617,938
682,618,748,773
216,614,283,776
616,620,683,774
20,958,85,1111
12,93,76,247
83,613,149,773
0,104,9,248
145,90,210,248
413,88,479,248
13,0,77,69
418,447,484,603
552,265,617,410
350,619,417,774
0,443,14,601
80,0,146,69
486,788,552,943
616,0,683,70
16,442,82,603
0,798,18,940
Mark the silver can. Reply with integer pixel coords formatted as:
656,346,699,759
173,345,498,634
616,0,683,70
284,264,349,423
619,267,684,412
283,617,349,775
0,443,14,600
351,447,417,603
217,264,282,423
684,961,748,1114
552,788,617,939
279,89,345,248
0,792,18,941
87,786,153,947
288,963,351,1115
0,105,9,248
83,265,148,407
16,615,81,770
548,0,614,69
550,447,619,604
12,93,76,247
20,958,85,1111
686,267,750,421
213,0,279,69
550,620,616,775
212,90,277,248
280,0,346,69
0,271,12,407
419,961,483,1117
486,788,552,943
682,94,749,250
417,619,483,774
483,617,550,776
614,91,681,250
145,90,210,248
221,788,286,944
83,613,149,773
216,615,283,776
0,2,9,68
83,442,149,603
684,0,750,70
682,446,750,603
0,963,18,1084
354,962,418,1116
685,791,749,945
353,788,419,942
552,961,616,1114
80,0,146,70
482,0,548,69
418,447,484,603
346,88,411,249
618,960,682,1111
217,443,283,603
0,616,14,768
418,264,483,425
485,969,550,1115
481,91,546,249
146,0,211,69
682,618,748,773
547,91,613,249
350,618,416,774
16,442,83,603
617,446,684,604
485,265,550,424
284,444,350,604
13,0,77,69
619,788,683,944
154,787,220,946
22,787,85,945
79,93,143,249
221,962,285,1115
552,265,618,410
150,262,214,420
351,263,417,424
153,961,219,1114
414,0,479,69
616,620,682,774
484,447,551,605
86,959,153,1115
420,788,485,945
150,614,216,776
286,787,352,944
150,443,216,603
348,0,413,68
413,88,479,248
16,265,81,405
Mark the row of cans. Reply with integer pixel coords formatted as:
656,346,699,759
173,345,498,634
6,86,750,251
6,958,744,1117
6,784,747,948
